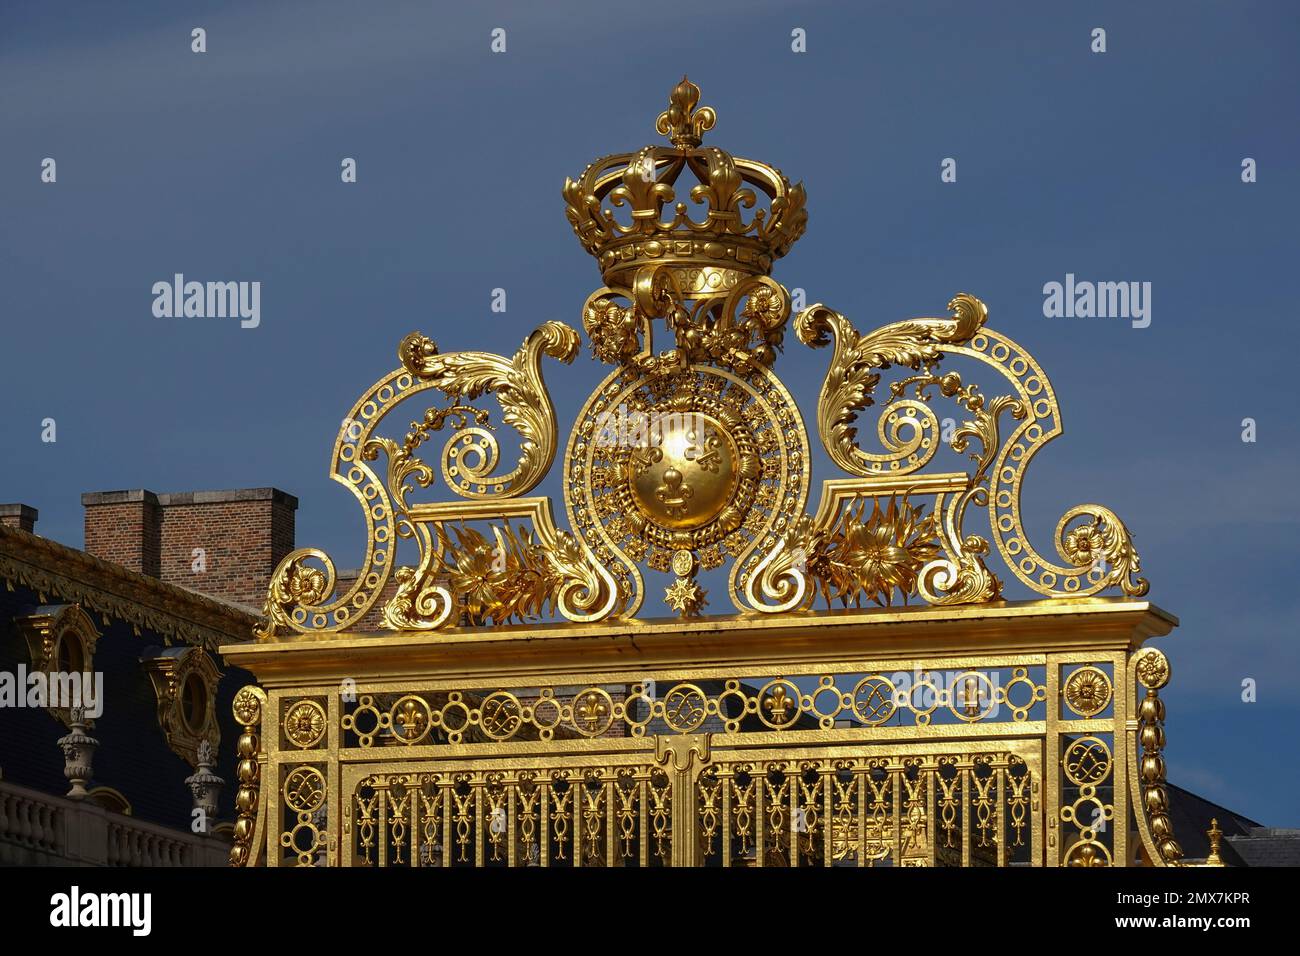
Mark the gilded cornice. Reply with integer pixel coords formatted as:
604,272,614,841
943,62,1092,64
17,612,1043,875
224,596,1177,686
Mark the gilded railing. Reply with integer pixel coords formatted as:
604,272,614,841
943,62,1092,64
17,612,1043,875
224,610,1184,868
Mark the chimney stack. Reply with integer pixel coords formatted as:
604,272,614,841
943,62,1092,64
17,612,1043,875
83,488,297,607
0,503,39,534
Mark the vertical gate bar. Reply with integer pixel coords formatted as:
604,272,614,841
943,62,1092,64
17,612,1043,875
960,765,971,867
891,770,902,867
342,775,353,868
822,769,833,867
721,771,731,868
410,783,420,868
638,776,648,868
541,784,550,869
789,773,799,869
857,770,867,868
474,783,485,868
441,785,452,869
573,782,582,868
926,764,937,867
507,783,518,869
996,765,1007,867
264,694,279,868
606,776,616,868
327,692,340,867
1045,657,1061,866
1030,764,1043,868
267,759,281,868
377,784,388,869
755,772,765,868
1112,652,1130,866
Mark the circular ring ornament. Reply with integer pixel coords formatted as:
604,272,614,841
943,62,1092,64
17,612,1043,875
280,819,324,865
283,699,326,749
282,765,326,814
756,679,802,730
389,695,432,744
1062,736,1112,786
808,676,845,728
341,695,388,748
1003,667,1048,721
1064,665,1113,718
622,686,656,736
529,692,563,739
479,692,523,741
571,688,614,737
662,684,708,733
437,694,471,739
895,675,941,725
564,362,809,613
851,676,898,725
717,680,750,733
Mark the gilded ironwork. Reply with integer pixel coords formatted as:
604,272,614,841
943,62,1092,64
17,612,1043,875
228,685,266,867
227,79,1206,869
1132,648,1184,866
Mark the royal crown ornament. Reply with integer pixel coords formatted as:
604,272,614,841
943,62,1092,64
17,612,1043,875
563,75,807,310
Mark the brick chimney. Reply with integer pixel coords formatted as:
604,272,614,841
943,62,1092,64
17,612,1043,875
83,488,297,607
81,490,161,575
0,503,39,534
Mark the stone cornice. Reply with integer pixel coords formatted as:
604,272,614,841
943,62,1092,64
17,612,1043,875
0,524,257,650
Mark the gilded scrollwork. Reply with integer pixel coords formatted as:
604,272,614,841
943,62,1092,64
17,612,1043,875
396,319,579,499
794,292,987,477
255,322,578,639
785,291,1149,608
257,77,1157,638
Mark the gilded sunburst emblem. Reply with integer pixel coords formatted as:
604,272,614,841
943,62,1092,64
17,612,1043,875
283,699,326,749
1063,665,1112,718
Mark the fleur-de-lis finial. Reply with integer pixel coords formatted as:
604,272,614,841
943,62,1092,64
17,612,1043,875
656,75,716,148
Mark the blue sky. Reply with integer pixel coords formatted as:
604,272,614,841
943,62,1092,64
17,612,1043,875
2,0,1297,825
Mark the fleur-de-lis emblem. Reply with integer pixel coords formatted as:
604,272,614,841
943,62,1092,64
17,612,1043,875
764,685,793,723
684,426,721,473
655,468,694,517
655,75,716,148
397,700,426,739
577,692,608,731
